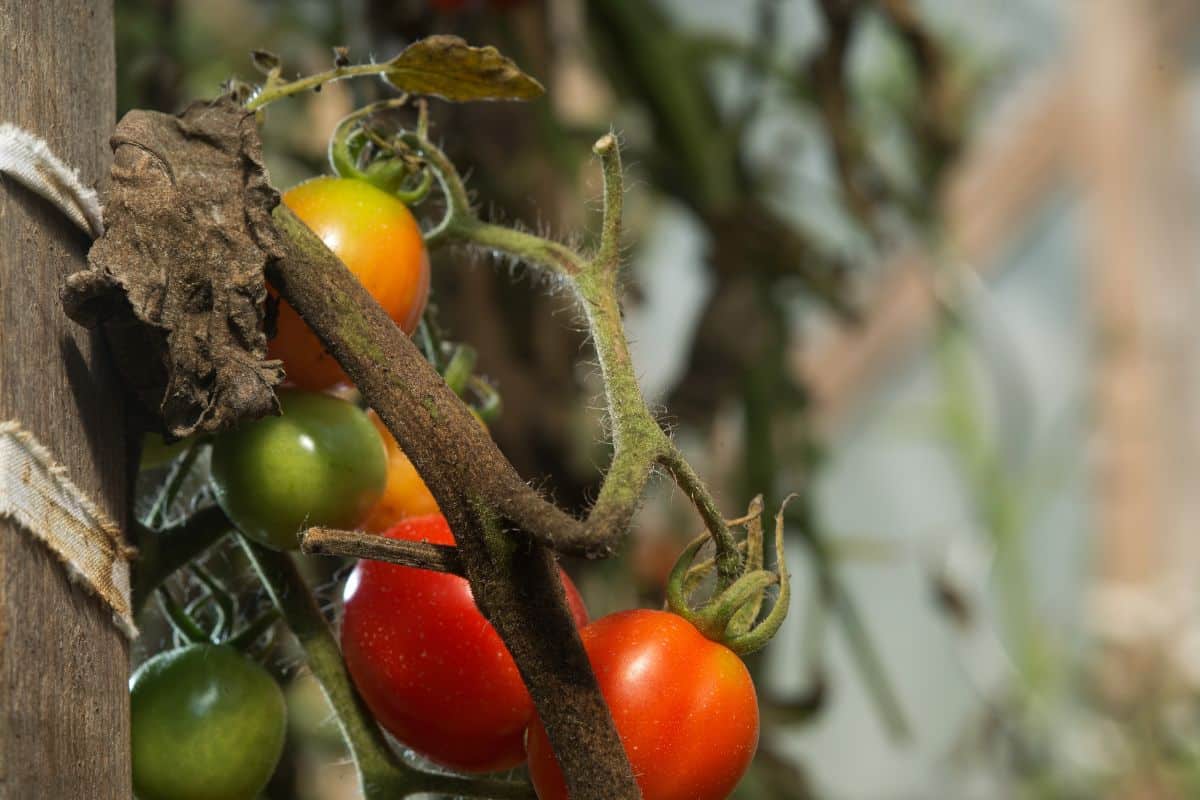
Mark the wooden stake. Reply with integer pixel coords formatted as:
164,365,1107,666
0,2,129,796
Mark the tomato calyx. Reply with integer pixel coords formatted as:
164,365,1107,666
328,101,434,204
665,494,793,655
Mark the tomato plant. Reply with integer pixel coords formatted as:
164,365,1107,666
269,176,430,390
210,389,386,549
525,609,760,800
130,643,286,800
340,513,589,773
108,38,797,800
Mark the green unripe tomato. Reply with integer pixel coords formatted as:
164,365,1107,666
209,389,387,549
130,644,286,800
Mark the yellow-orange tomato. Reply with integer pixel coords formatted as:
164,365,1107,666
270,177,430,390
361,411,440,532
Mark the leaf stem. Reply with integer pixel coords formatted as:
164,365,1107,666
245,63,393,111
144,440,203,528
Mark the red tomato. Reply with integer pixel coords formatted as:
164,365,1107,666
340,514,589,773
270,177,430,390
525,609,759,800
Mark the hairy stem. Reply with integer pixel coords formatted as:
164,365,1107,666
246,63,393,111
407,131,741,577
271,122,759,797
659,446,742,589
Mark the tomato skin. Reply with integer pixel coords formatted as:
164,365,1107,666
271,176,430,390
130,644,286,800
210,389,386,550
525,609,759,800
340,514,589,772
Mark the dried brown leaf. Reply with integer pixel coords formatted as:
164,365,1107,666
62,96,284,439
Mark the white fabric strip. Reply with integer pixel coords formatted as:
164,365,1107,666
0,123,104,238
0,421,136,638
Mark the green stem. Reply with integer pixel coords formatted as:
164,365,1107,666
188,565,236,641
591,133,623,271
468,375,503,423
156,587,211,645
660,446,743,590
407,131,743,577
144,440,203,528
441,344,477,397
246,63,395,111
132,505,232,611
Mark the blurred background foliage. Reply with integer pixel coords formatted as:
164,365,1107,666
120,0,1200,797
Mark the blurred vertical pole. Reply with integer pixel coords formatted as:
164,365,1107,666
0,1,130,798
1075,0,1200,704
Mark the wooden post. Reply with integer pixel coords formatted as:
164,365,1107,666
0,1,129,797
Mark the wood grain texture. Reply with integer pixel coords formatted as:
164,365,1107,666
0,1,130,797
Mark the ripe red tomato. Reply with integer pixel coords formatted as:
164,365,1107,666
270,176,430,390
340,514,588,773
525,609,759,800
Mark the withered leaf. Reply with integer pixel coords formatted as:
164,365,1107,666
62,96,284,439
250,49,282,76
383,35,544,102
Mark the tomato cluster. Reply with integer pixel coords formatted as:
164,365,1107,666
138,173,762,799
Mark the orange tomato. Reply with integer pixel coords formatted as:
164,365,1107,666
357,410,489,534
361,410,489,532
361,411,440,532
270,177,430,390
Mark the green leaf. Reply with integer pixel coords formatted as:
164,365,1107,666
383,35,544,102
